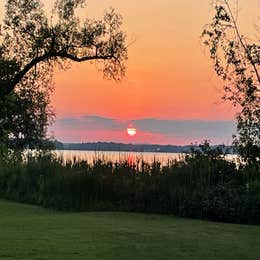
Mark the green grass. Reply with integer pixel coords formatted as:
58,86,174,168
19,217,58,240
0,200,260,260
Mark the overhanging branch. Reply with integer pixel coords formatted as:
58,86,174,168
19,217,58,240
6,51,115,94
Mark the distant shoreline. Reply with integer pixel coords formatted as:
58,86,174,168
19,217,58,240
54,141,235,154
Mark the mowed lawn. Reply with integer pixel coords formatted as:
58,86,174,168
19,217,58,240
0,200,260,260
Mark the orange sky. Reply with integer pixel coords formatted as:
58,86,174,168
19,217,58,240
51,0,259,120
0,0,259,144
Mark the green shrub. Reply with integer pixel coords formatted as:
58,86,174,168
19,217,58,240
0,145,259,224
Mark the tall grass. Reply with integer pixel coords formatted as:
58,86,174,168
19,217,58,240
0,144,259,224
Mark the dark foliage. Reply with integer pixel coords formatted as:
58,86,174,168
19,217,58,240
0,144,259,224
0,0,127,149
202,0,260,163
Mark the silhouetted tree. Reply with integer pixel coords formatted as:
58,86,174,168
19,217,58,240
202,0,259,164
0,0,127,149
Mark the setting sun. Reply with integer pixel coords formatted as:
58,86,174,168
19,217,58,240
127,128,137,137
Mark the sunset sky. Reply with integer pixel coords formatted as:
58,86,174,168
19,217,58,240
1,0,259,145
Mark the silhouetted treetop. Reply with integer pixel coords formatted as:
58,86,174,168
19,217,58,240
202,0,259,164
0,0,127,149
0,0,127,94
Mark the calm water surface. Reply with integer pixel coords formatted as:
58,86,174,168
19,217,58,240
54,150,239,165
55,150,184,165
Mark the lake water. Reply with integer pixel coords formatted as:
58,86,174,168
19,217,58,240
54,150,239,166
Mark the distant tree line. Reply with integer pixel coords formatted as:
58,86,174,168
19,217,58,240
54,141,234,154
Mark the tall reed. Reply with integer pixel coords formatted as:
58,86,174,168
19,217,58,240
0,144,259,224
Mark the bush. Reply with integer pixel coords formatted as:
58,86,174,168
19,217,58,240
0,145,259,224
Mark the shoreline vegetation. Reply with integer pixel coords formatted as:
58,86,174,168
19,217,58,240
0,142,259,225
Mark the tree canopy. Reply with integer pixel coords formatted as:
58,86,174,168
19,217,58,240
0,0,127,149
202,0,260,163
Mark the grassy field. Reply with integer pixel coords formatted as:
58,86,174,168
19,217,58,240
0,200,260,260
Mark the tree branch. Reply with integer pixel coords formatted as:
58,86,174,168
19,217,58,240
224,0,260,86
6,51,114,94
58,52,114,62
